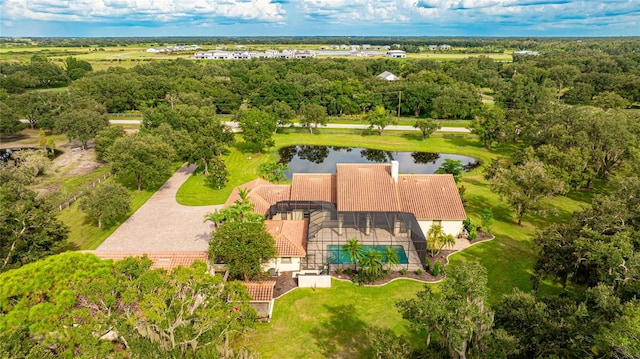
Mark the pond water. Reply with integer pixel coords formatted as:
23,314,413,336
278,145,478,179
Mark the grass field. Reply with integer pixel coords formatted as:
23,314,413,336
243,279,427,359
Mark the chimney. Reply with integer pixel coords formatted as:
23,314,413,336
391,161,399,183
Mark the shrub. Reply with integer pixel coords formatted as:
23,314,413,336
205,157,229,190
415,269,423,275
400,268,408,275
481,208,494,234
433,261,441,276
463,218,473,232
468,226,478,241
335,268,343,275
345,268,353,275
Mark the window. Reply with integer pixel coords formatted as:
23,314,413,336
281,257,292,264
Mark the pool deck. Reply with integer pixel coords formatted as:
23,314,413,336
305,227,424,271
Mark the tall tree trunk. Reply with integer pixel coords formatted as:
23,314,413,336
203,158,209,176
137,174,142,191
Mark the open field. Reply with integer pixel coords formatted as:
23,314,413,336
0,44,513,71
410,52,511,61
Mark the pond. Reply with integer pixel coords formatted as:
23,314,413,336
278,145,479,179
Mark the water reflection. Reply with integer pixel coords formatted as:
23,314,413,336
278,145,479,179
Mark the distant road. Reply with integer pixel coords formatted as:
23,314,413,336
107,119,471,133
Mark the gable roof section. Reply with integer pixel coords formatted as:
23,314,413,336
243,281,276,302
266,220,308,257
87,251,209,271
290,173,336,203
224,179,291,215
377,71,399,81
397,174,466,220
336,163,401,212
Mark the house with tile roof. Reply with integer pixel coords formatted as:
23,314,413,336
243,281,276,321
85,251,210,271
265,220,308,272
225,161,466,272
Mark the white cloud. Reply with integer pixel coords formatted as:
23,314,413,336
303,0,409,22
300,0,639,29
1,0,286,23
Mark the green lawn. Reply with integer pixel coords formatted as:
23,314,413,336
176,147,277,206
243,279,427,359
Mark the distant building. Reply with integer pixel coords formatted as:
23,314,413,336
428,45,438,51
513,50,540,56
385,50,406,58
440,44,451,50
377,71,400,81
362,44,371,50
145,48,164,53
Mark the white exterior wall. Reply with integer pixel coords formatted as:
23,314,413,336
298,275,332,288
265,257,301,273
418,220,464,238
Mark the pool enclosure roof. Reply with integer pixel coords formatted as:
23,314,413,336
225,162,466,221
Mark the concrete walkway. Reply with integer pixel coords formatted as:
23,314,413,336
96,164,222,252
108,119,471,133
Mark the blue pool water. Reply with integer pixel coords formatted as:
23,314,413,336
326,245,409,264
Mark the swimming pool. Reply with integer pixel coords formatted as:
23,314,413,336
326,245,409,264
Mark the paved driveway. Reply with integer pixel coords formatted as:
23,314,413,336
96,164,222,252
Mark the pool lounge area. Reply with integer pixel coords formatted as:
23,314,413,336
326,244,409,264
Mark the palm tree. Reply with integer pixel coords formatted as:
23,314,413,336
204,209,226,229
234,187,253,220
342,238,364,272
427,224,457,257
359,249,384,281
383,246,400,271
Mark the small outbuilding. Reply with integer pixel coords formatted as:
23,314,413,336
377,71,400,81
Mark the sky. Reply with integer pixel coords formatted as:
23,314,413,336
1,0,639,37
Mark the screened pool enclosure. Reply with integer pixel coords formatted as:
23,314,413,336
267,200,428,272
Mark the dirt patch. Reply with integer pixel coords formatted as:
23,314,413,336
50,147,103,178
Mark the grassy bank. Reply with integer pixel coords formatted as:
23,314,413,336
176,131,501,206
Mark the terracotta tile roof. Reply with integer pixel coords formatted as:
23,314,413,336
266,220,308,257
86,251,209,271
336,164,401,212
224,179,291,215
243,281,276,302
290,174,336,203
398,174,466,220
